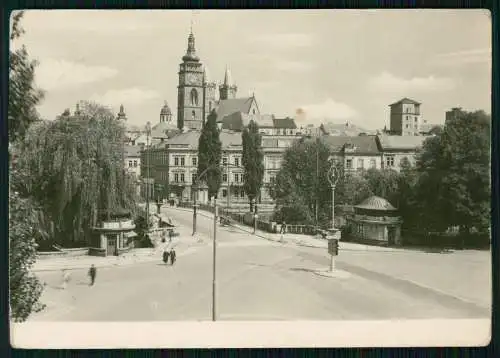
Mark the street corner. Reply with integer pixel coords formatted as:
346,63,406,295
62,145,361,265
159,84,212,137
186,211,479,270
313,269,352,279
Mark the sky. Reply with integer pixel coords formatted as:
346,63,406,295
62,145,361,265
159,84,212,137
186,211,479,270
12,10,491,130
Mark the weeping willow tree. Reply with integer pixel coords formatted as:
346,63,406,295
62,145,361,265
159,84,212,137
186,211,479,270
14,101,138,247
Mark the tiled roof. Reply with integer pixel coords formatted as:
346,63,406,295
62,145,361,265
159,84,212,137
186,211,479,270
389,97,421,106
273,117,297,129
124,145,141,157
321,122,371,136
320,135,381,154
151,121,179,138
216,97,255,121
166,129,242,151
221,113,274,131
377,134,426,150
355,196,397,211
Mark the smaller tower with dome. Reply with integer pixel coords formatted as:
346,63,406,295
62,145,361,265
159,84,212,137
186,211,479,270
160,101,173,123
117,104,127,121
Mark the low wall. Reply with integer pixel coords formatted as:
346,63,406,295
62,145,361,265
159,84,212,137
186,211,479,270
89,247,106,257
37,247,89,259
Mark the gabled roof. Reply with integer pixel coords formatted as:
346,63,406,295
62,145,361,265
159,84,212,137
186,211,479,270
166,129,242,151
151,121,179,138
320,122,371,136
216,97,256,121
124,145,141,158
221,112,274,131
377,134,426,150
355,196,397,211
273,117,297,129
321,135,381,154
389,97,421,106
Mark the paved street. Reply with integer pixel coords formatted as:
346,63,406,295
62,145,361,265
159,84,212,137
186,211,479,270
30,206,491,322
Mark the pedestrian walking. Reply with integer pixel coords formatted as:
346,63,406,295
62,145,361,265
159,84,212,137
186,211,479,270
170,248,176,265
163,249,170,265
88,264,97,286
62,269,71,290
280,221,287,241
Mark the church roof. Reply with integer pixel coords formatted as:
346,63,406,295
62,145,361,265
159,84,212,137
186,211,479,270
389,97,421,106
124,145,141,158
216,97,255,121
355,196,397,211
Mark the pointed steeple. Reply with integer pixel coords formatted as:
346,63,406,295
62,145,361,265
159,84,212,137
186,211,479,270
223,65,232,86
182,29,200,62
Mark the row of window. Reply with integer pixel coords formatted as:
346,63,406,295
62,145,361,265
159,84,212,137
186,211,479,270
173,156,197,167
222,157,240,167
405,116,419,122
128,160,138,168
345,158,377,170
221,188,245,198
222,173,243,183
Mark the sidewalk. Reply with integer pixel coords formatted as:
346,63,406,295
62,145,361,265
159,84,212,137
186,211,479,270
171,206,405,253
32,222,210,272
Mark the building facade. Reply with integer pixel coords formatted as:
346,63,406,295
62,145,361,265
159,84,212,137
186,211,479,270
376,135,426,171
322,135,382,173
389,97,425,136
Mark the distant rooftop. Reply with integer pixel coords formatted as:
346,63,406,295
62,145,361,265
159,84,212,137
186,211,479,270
389,97,421,106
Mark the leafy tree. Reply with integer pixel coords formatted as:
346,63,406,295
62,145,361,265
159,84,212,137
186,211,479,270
9,11,44,142
197,109,222,200
415,110,490,234
9,190,47,322
363,168,400,207
242,120,264,212
13,101,138,246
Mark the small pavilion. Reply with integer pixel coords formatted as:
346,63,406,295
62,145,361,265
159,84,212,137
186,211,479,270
91,209,137,256
348,196,402,246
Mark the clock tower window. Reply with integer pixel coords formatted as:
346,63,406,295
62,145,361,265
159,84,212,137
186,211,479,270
190,88,198,106
192,110,196,121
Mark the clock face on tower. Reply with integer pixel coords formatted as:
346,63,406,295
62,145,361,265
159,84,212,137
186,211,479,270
186,72,198,86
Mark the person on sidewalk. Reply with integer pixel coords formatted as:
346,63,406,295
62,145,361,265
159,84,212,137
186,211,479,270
169,248,176,265
280,221,287,241
88,264,97,286
61,269,71,289
163,249,170,265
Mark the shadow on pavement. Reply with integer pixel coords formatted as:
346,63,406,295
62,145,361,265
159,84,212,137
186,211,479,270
289,267,319,274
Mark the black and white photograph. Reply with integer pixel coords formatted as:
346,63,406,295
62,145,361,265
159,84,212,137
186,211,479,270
8,9,492,348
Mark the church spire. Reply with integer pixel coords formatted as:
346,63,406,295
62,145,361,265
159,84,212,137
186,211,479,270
182,28,200,62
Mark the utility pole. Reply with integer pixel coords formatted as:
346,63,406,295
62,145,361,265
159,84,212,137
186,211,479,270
226,155,230,216
212,197,218,321
192,180,197,236
315,136,319,230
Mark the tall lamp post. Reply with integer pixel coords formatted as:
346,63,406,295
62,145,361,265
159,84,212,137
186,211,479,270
327,162,339,272
145,121,152,230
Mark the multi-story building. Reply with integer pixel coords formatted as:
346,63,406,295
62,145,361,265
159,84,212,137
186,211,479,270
321,135,382,173
376,134,427,171
445,107,463,126
389,97,427,136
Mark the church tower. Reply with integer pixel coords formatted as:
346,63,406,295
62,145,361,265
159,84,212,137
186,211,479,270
177,30,204,130
116,104,127,121
219,66,238,100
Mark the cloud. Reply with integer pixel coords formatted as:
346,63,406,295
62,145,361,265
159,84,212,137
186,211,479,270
249,33,315,48
298,99,358,122
430,48,491,67
90,88,160,107
35,59,118,91
367,72,455,93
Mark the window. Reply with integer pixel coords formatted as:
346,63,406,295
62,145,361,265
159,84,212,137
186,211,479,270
191,173,196,183
191,110,196,121
209,101,212,112
234,188,239,197
174,173,179,183
346,159,352,169
180,157,185,166
357,159,364,170
252,109,256,114
174,157,179,166
133,160,138,167
234,174,239,182
405,124,409,128
234,158,239,167
240,190,245,198
270,175,276,183
414,117,418,122
128,161,133,167
180,173,185,182
190,89,198,106
222,157,228,165
222,174,228,182
222,189,227,197
385,156,395,167
370,159,376,168
192,157,197,166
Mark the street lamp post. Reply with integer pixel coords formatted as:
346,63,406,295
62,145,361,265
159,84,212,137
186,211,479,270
327,162,339,272
146,121,152,231
212,196,218,321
